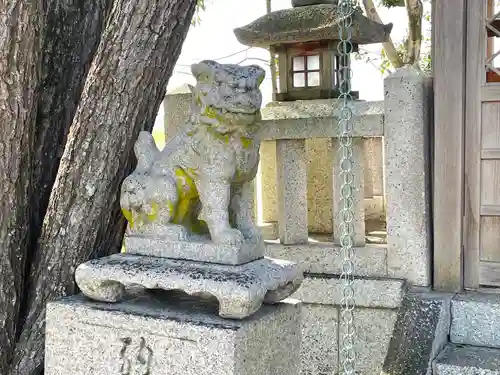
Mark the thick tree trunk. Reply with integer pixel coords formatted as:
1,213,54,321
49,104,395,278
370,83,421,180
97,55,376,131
9,1,197,374
0,1,44,373
30,0,113,276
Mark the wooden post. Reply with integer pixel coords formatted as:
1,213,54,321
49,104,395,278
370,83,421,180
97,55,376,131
433,0,467,292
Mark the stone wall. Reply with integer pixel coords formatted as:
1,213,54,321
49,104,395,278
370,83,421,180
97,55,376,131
160,66,433,374
292,276,403,375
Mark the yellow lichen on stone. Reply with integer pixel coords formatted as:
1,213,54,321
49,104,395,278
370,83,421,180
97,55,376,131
204,106,218,119
122,208,134,228
241,137,252,149
146,201,159,222
172,168,200,227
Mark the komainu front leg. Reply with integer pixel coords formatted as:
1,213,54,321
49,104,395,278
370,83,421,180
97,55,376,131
196,179,244,245
230,181,260,241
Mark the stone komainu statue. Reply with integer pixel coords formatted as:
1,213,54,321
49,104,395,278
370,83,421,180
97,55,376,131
120,60,265,246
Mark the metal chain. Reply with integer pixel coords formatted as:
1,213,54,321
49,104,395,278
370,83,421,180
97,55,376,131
336,1,357,375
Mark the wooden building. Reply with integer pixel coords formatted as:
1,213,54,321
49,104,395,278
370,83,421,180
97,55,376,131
434,0,500,292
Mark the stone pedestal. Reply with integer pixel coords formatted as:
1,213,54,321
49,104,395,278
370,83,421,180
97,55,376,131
75,253,302,319
45,294,302,375
49,60,304,375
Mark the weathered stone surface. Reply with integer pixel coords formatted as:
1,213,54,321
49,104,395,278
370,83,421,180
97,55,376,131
340,308,397,375
260,99,384,139
276,139,308,244
382,292,452,375
293,275,404,308
259,140,278,224
384,66,432,286
121,60,266,259
301,304,339,375
306,138,334,234
45,294,302,375
265,240,387,277
434,344,500,375
451,293,500,348
124,232,264,265
75,253,303,319
164,90,192,141
234,5,392,48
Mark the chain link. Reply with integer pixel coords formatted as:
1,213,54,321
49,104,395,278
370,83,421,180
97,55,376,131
336,1,357,375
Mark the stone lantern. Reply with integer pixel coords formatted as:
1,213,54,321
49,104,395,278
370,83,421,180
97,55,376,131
234,2,392,101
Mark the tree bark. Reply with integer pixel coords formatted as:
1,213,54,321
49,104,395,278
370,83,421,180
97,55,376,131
29,0,114,278
361,0,404,69
9,1,197,374
404,0,423,65
0,1,44,373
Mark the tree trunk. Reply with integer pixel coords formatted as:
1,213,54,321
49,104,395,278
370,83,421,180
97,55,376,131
404,0,423,65
0,0,197,374
0,1,44,373
361,0,404,69
30,0,114,275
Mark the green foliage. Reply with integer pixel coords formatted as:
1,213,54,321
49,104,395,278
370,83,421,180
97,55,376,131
357,0,432,75
380,0,404,7
192,0,206,26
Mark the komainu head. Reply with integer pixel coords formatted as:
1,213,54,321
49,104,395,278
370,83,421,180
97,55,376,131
188,60,266,132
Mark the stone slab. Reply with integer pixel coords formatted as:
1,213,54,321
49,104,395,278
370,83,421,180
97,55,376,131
75,253,303,319
434,344,500,375
301,304,339,375
233,5,391,48
382,292,452,375
265,240,387,277
260,99,384,140
451,293,500,348
45,294,302,375
292,275,404,308
124,233,265,265
339,308,397,375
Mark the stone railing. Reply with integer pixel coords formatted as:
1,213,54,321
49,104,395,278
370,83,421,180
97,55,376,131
258,99,384,247
163,67,432,287
257,67,432,287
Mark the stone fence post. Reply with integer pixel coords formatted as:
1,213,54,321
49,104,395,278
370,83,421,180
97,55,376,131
163,86,192,141
384,66,432,286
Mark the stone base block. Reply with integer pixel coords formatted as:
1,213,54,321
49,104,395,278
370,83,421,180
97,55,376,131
434,344,500,375
125,231,265,265
45,294,302,375
75,253,303,319
382,292,451,375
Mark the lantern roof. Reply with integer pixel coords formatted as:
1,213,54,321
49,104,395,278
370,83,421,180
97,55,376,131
233,4,393,49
